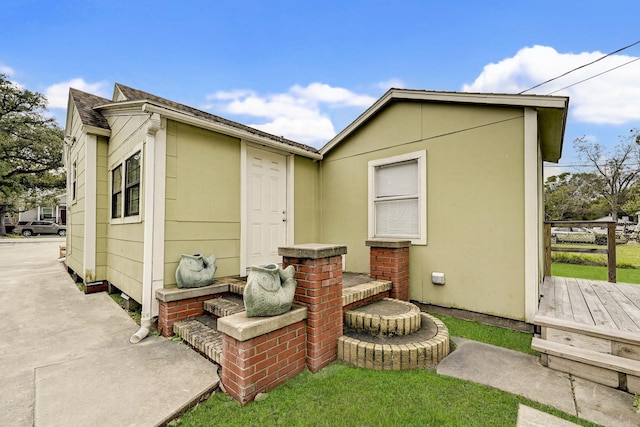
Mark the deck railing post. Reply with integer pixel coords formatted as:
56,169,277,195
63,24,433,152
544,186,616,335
544,223,552,277
607,222,617,283
545,220,618,284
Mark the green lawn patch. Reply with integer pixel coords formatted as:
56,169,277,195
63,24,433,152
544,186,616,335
430,313,537,356
176,363,596,427
552,262,640,284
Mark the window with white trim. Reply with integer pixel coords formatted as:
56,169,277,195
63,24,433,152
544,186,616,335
368,150,427,245
111,164,122,218
71,161,77,201
110,150,141,219
125,151,141,216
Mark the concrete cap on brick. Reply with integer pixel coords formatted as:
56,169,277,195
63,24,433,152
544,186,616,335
217,305,308,341
365,239,411,248
278,243,347,259
155,283,229,302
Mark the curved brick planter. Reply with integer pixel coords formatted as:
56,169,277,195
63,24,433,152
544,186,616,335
338,313,450,370
345,298,421,336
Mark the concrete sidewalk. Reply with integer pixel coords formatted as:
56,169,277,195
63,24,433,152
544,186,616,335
438,337,640,427
0,240,219,426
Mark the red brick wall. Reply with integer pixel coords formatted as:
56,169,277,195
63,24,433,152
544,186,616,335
283,255,343,373
221,320,306,405
369,247,409,301
157,296,209,337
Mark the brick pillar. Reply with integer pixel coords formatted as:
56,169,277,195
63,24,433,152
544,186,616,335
280,244,347,373
366,240,411,301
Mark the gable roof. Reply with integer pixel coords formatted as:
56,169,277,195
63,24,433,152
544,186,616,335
320,89,569,163
105,84,321,157
68,88,111,131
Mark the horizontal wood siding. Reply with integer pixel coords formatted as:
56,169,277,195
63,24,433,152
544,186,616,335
163,121,241,287
321,102,527,320
66,105,86,276
104,113,148,301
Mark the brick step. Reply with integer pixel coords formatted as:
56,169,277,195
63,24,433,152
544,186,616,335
338,313,450,370
532,337,640,393
174,317,223,364
342,280,392,307
344,298,422,336
204,296,245,318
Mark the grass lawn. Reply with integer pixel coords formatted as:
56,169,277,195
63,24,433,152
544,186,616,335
177,363,596,427
551,242,640,284
175,317,579,426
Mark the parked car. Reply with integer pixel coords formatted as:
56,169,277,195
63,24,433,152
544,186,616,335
13,221,66,237
551,227,596,244
551,226,627,245
592,227,629,245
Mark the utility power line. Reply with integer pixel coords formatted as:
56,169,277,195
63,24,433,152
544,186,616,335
519,40,640,94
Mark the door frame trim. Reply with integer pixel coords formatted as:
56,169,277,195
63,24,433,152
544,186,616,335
240,141,294,276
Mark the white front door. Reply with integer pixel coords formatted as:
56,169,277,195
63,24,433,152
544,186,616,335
245,146,288,270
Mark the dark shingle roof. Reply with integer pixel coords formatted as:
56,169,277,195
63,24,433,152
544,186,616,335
113,84,319,155
69,88,111,130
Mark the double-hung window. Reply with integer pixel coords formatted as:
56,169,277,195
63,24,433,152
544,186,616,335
111,165,122,218
71,161,77,201
111,150,141,219
368,150,427,245
124,151,141,216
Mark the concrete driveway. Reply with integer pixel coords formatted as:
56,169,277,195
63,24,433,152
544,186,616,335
0,238,219,426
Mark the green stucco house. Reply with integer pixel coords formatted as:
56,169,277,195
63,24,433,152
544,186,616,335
64,85,568,331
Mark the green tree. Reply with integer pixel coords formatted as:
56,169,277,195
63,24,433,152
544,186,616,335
573,129,640,221
0,74,65,236
544,172,605,220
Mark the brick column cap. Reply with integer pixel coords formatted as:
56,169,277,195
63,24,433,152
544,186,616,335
365,239,411,248
279,243,347,259
218,305,308,341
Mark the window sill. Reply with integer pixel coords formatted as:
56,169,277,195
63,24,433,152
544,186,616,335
110,215,142,225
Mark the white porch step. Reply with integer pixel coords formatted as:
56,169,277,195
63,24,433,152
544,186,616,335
532,337,640,393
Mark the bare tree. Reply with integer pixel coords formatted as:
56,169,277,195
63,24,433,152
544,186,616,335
574,129,640,221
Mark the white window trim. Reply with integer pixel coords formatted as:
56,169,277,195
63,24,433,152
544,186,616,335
368,150,427,245
109,144,143,224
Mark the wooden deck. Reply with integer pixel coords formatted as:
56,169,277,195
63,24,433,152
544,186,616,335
533,276,640,394
538,276,640,333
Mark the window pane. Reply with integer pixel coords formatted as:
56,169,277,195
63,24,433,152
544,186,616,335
112,165,122,193
375,198,419,236
126,153,141,186
112,194,122,218
375,160,418,198
126,185,140,216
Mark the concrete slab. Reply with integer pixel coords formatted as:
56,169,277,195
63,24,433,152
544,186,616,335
517,405,580,427
0,240,219,426
34,337,218,426
437,338,576,415
572,377,640,427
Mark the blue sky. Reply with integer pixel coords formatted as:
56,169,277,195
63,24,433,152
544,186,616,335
2,1,639,174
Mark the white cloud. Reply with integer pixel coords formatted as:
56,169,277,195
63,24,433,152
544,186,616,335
463,45,640,125
0,65,15,76
376,78,406,91
205,82,378,146
45,78,109,109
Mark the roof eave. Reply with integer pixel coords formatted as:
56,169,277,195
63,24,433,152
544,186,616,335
321,89,569,157
141,103,323,160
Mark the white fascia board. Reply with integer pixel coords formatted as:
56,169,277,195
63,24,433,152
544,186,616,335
84,125,111,137
142,103,323,161
321,89,568,155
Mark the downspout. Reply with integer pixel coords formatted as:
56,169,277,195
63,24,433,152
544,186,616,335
131,113,162,344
